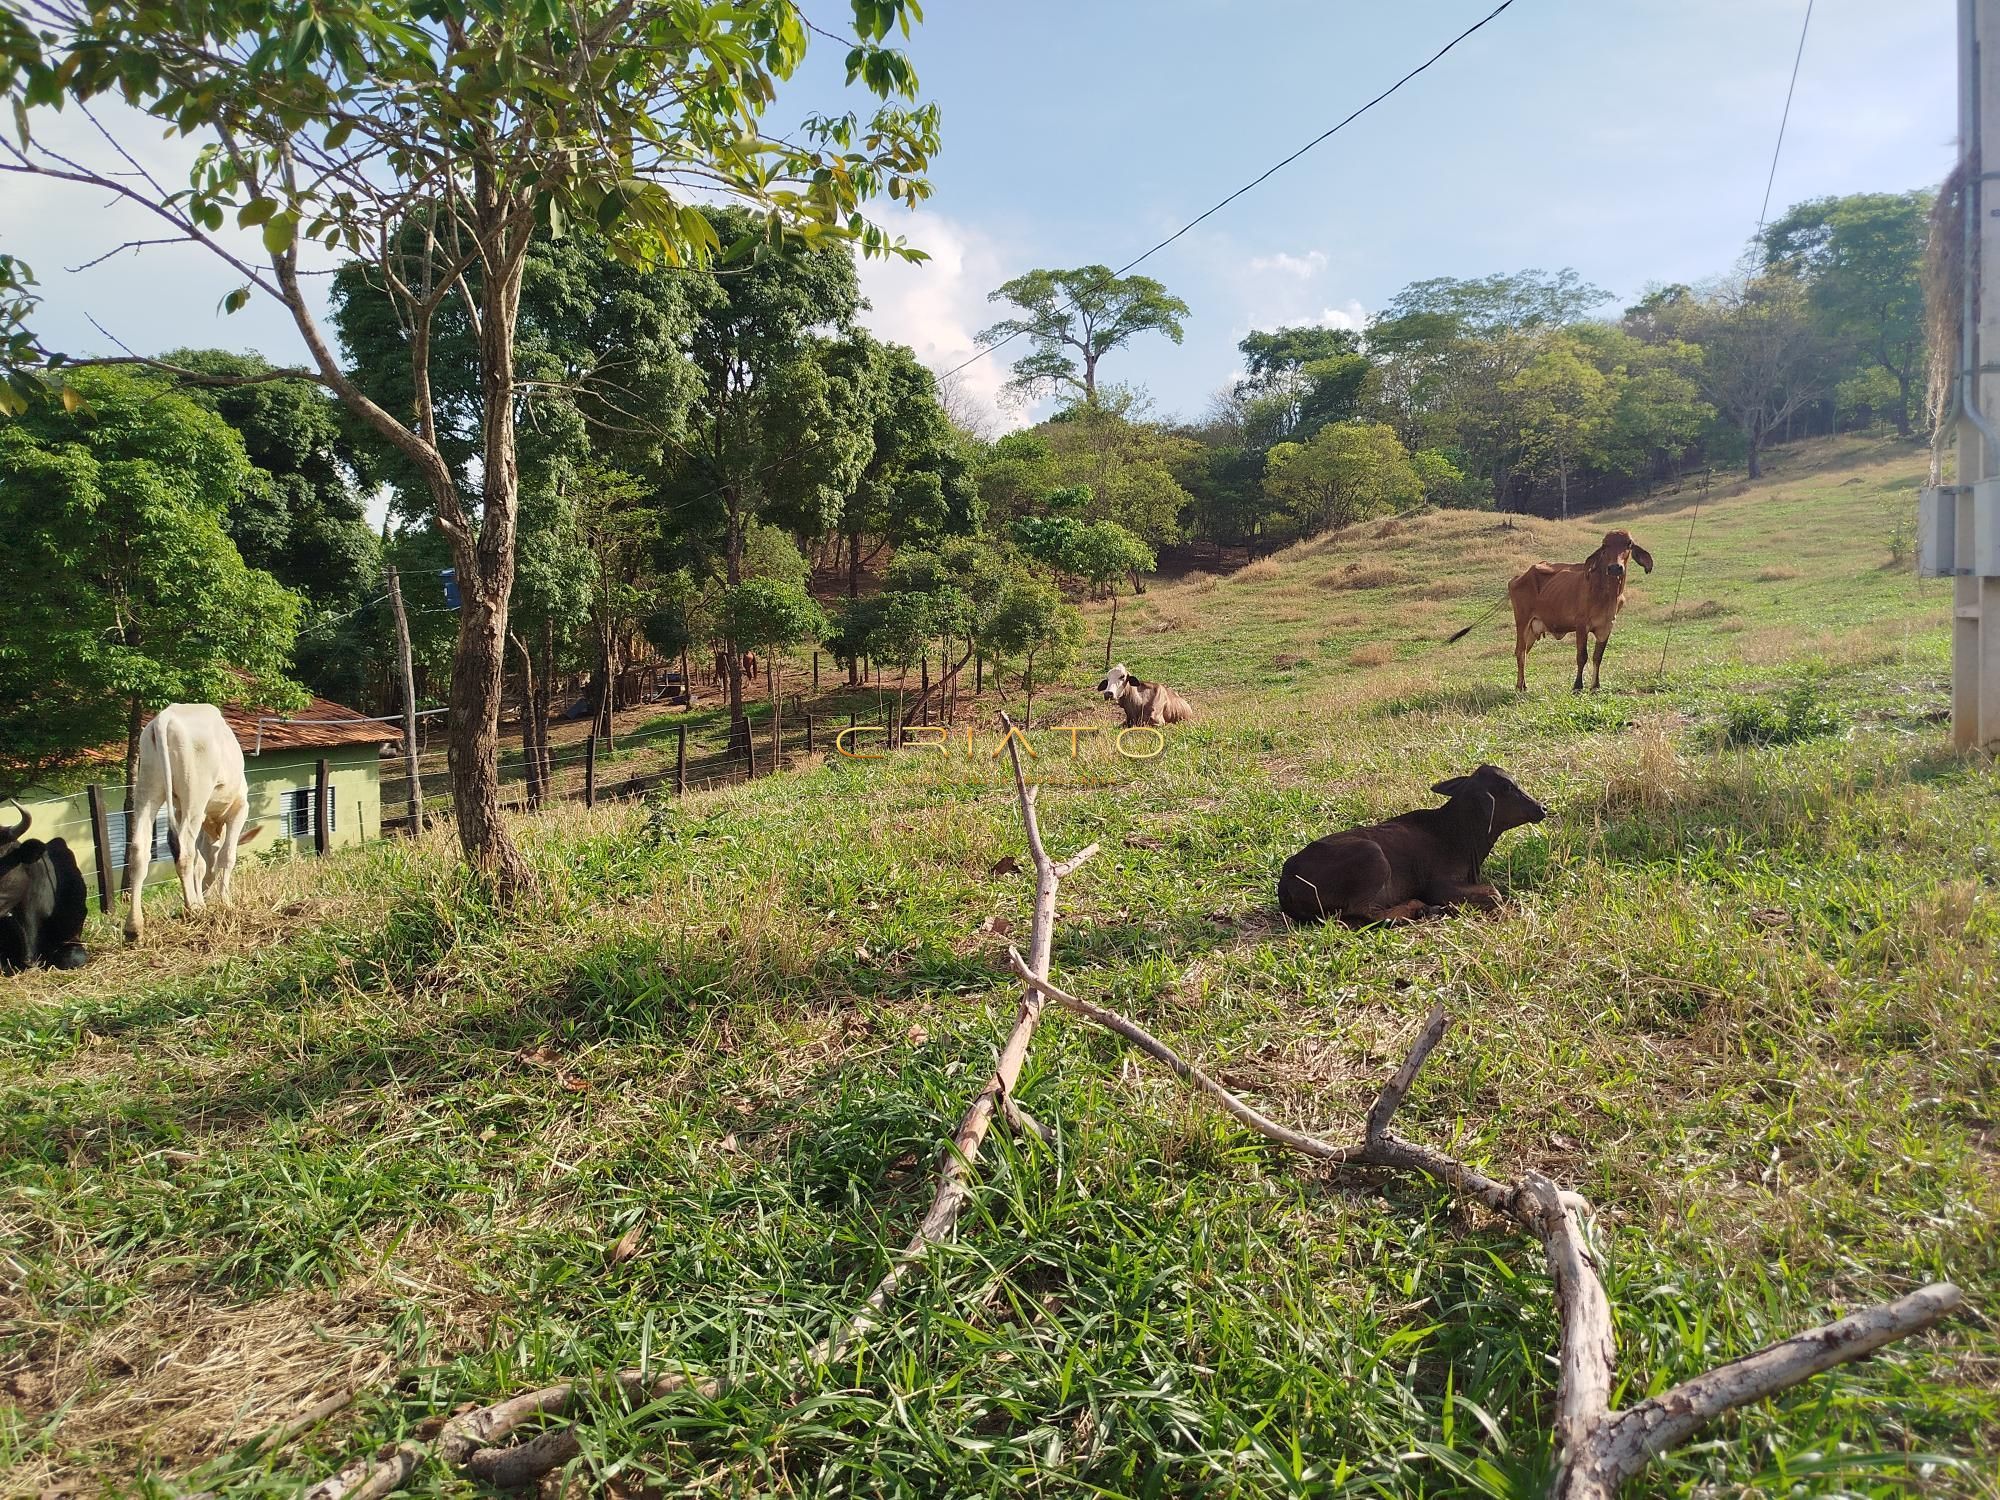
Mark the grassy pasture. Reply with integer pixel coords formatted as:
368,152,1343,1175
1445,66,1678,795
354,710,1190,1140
2,435,1997,1498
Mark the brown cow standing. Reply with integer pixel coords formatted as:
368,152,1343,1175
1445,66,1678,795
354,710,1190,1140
1496,529,1654,692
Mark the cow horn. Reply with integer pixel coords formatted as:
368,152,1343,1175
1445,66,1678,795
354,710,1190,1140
0,801,27,845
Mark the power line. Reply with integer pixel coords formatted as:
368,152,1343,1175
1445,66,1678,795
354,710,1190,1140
942,0,1520,383
1657,0,1816,682
1757,0,1816,234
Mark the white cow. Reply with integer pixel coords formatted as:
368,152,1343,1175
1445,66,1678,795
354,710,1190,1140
124,704,263,941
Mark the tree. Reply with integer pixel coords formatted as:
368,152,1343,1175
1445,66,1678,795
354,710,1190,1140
1504,335,1619,519
984,579,1083,730
835,336,978,621
1409,448,1482,508
1760,191,1930,437
1263,422,1423,533
722,578,830,769
661,210,875,735
2,0,938,892
0,369,302,791
155,349,382,702
1233,325,1371,445
1691,275,1834,479
978,267,1189,405
1067,521,1156,668
1038,390,1198,551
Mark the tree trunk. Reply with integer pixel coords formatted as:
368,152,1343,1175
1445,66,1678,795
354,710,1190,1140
1892,371,1913,438
513,631,541,809
725,492,749,755
1558,454,1570,522
770,658,782,772
447,215,532,896
1105,592,1118,670
123,692,144,813
537,621,555,795
1024,655,1036,730
1746,419,1763,481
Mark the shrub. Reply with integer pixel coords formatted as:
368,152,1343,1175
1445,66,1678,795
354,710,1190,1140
1717,677,1843,747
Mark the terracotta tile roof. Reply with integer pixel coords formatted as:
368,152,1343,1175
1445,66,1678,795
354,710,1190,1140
224,695,403,754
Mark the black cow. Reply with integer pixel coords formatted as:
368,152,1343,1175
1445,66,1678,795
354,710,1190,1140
1277,765,1546,925
0,805,90,973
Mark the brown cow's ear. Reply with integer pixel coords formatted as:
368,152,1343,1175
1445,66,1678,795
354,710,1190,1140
1631,544,1655,573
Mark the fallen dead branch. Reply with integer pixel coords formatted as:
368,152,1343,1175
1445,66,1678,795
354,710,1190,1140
294,715,1093,1492
1005,952,1966,1500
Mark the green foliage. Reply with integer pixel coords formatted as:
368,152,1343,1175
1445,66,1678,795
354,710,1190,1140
984,577,1084,678
720,578,831,655
1408,447,1482,508
981,391,1194,550
741,524,812,591
0,368,303,786
979,266,1189,403
1233,325,1370,444
1761,191,1930,435
1263,421,1423,531
1716,677,1844,748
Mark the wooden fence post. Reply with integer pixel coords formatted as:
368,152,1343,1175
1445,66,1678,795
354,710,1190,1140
86,784,113,913
806,715,815,754
813,651,820,691
676,724,688,795
584,731,598,807
314,758,331,856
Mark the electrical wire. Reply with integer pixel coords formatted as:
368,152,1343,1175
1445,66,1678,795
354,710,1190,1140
941,0,1519,384
1656,0,1815,682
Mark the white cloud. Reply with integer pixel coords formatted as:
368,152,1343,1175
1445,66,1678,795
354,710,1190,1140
1246,249,1328,280
855,209,1029,435
1318,300,1368,332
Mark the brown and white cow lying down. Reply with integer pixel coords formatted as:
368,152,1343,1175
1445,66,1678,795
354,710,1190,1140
1487,528,1654,693
1277,765,1545,925
124,704,263,942
1096,663,1195,728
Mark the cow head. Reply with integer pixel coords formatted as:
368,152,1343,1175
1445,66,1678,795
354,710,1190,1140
1097,663,1133,701
1432,764,1547,833
1591,530,1654,583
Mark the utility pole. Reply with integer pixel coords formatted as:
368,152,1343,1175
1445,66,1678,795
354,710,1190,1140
1956,0,2000,746
384,565,425,834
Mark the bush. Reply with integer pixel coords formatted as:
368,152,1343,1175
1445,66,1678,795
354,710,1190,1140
1717,677,1843,748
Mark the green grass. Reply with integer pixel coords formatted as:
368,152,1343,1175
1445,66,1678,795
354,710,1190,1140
3,435,1996,1498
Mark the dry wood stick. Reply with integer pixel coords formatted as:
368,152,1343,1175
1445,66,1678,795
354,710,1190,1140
1006,957,1965,1500
384,716,1098,1489
813,712,1095,1367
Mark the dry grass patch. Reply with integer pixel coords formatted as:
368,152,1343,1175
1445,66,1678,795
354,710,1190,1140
1232,559,1281,584
1348,642,1396,668
1316,564,1408,591
1757,565,1802,582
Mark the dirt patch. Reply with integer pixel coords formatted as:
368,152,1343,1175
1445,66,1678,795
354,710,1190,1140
1271,652,1312,671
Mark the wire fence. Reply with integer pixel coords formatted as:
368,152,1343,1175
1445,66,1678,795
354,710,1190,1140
379,696,863,832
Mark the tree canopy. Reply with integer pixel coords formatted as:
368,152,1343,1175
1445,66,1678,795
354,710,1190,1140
979,267,1189,406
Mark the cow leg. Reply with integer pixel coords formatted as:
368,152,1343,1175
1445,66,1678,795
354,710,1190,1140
1590,633,1608,690
1572,631,1588,692
0,917,27,974
1515,624,1531,693
208,803,249,906
171,809,207,916
1428,881,1503,913
123,797,161,941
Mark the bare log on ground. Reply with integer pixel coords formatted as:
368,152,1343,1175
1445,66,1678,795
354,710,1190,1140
1006,954,1966,1500
812,711,1096,1367
298,716,1093,1494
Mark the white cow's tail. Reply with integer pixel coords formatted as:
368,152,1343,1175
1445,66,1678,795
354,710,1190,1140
145,714,179,858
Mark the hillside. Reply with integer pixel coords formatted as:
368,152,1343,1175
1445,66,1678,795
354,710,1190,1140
3,436,1996,1498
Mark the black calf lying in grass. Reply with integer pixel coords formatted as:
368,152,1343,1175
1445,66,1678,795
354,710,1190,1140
1277,764,1546,924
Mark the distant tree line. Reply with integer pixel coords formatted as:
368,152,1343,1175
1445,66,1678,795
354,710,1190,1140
0,187,1931,791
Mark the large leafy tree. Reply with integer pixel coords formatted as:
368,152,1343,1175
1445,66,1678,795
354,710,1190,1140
157,349,381,701
0,369,302,791
1759,191,1930,437
1264,422,1423,533
1504,334,1619,520
1690,275,1834,480
2,0,936,892
660,207,874,728
834,335,979,606
978,267,1189,405
1233,325,1371,445
984,578,1082,730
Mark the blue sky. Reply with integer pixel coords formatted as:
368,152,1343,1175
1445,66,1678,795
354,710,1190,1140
4,0,1958,434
